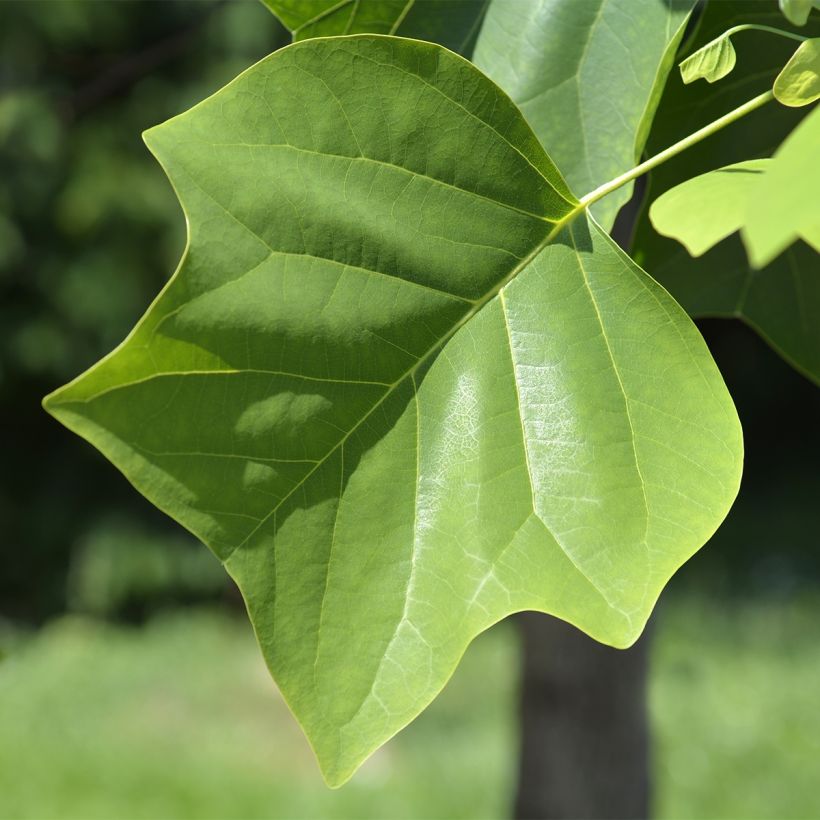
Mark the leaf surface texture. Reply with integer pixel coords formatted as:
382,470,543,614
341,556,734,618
44,36,743,784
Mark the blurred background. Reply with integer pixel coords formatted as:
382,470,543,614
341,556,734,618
1,2,819,818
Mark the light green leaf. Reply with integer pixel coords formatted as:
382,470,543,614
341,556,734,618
472,0,695,230
780,0,820,27
633,0,820,382
743,104,820,268
679,29,738,84
649,159,769,257
44,36,742,785
774,37,820,105
259,0,489,54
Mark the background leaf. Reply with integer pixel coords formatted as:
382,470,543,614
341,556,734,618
649,159,768,257
44,35,742,785
679,29,738,84
780,0,820,27
260,0,489,54
632,0,820,383
773,37,820,105
742,104,820,267
472,0,695,230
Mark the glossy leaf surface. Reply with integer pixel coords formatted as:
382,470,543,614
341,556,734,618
633,0,820,382
774,37,820,105
472,0,694,229
44,36,743,784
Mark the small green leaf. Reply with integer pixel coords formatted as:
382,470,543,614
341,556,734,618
679,31,738,84
780,0,820,27
44,35,743,785
649,160,768,257
743,104,820,267
774,37,820,105
472,0,695,230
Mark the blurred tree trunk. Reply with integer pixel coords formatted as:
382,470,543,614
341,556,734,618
513,613,651,820
513,187,651,820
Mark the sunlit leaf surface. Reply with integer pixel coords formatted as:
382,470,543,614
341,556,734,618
774,37,820,106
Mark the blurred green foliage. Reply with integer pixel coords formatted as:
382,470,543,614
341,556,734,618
0,0,288,620
1,596,819,819
66,515,226,619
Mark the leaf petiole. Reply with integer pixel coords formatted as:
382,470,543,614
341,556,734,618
579,89,775,211
713,23,808,45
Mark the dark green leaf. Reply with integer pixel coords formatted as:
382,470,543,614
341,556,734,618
259,0,489,54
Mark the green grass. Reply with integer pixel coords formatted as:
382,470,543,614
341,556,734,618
1,595,819,819
651,595,820,820
0,611,517,820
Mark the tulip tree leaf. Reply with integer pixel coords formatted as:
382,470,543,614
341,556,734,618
43,36,743,785
649,118,820,268
679,29,738,84
743,104,820,267
633,0,820,383
774,37,820,106
472,0,695,231
259,0,489,54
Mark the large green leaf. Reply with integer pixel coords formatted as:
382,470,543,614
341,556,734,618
633,0,820,383
260,0,489,54
472,0,694,229
44,36,742,785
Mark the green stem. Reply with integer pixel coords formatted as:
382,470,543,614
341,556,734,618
714,23,807,44
579,89,775,210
